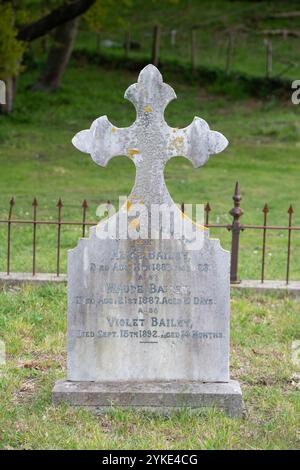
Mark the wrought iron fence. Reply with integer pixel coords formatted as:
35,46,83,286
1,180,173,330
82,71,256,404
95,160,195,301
0,182,299,284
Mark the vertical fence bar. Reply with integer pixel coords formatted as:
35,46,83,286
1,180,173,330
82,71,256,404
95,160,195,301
151,24,161,67
229,182,244,283
286,205,293,285
7,197,15,275
82,199,88,237
191,28,197,71
124,30,131,58
265,38,272,79
226,30,234,76
261,203,269,283
56,198,63,277
32,197,38,276
204,202,211,225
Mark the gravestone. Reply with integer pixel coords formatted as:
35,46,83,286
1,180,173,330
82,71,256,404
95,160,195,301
52,65,244,417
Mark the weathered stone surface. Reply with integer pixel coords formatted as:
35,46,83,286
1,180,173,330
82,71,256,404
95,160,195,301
67,236,229,383
53,64,244,416
1,274,299,295
53,379,244,418
0,272,67,288
72,64,228,209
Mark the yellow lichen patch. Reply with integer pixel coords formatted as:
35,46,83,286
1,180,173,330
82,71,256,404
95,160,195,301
111,127,116,133
126,200,132,211
144,105,152,113
129,219,140,229
171,136,184,153
173,128,178,133
181,210,208,231
128,148,140,158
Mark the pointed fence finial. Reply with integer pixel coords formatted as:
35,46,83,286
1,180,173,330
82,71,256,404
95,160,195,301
263,203,269,214
204,202,211,225
229,181,244,220
9,197,15,213
56,198,63,209
8,197,15,220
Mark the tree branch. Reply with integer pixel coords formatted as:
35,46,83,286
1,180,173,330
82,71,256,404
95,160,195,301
17,0,96,42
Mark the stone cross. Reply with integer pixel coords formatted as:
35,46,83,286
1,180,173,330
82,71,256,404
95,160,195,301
53,65,244,417
72,64,228,207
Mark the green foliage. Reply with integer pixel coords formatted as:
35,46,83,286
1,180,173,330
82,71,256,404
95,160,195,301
0,286,299,449
84,0,179,34
0,4,25,79
84,0,133,34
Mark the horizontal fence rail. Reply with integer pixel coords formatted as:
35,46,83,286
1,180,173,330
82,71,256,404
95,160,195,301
0,182,299,284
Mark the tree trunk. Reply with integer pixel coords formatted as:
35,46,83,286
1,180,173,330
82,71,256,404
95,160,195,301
151,25,161,67
191,29,197,70
0,76,16,114
34,18,79,91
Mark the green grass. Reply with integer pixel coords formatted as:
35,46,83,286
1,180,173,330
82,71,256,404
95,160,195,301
76,0,300,81
0,285,299,449
0,62,300,280
1,1,300,450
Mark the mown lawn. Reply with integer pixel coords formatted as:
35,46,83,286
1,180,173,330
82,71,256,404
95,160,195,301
0,285,299,449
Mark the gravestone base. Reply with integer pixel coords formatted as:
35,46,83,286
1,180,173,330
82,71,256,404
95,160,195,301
52,379,244,418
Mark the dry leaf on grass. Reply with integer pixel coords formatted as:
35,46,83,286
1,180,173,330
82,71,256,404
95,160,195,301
19,381,35,392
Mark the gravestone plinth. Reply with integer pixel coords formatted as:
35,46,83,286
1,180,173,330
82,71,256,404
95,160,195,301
52,65,244,417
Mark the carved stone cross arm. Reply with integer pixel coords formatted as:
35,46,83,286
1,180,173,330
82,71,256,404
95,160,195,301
72,65,228,205
72,115,132,166
166,117,228,168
